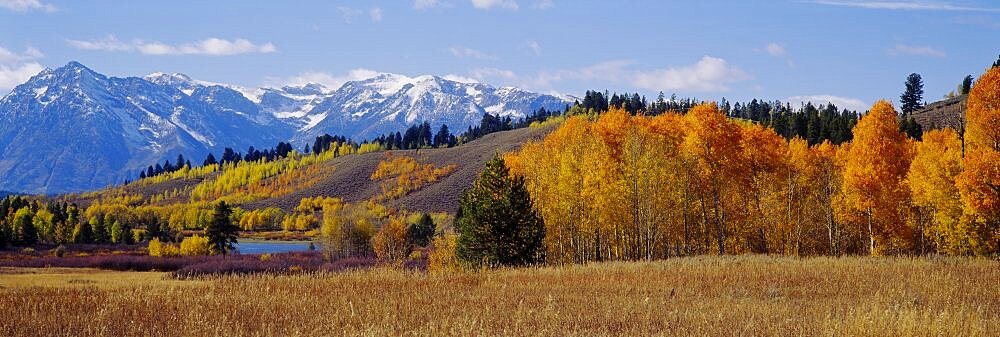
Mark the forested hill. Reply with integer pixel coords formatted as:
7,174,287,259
55,123,557,221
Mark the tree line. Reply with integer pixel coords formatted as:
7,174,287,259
452,66,1000,266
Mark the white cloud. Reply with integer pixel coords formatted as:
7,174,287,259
0,45,45,95
414,0,441,9
629,56,749,92
0,46,43,64
470,67,519,81
532,0,553,9
0,63,44,95
766,42,786,57
449,46,498,60
470,56,748,93
274,68,381,91
814,0,1000,12
337,6,363,23
67,36,277,56
786,95,870,112
0,0,55,12
370,7,383,22
889,44,946,57
441,74,480,83
471,0,519,10
526,40,542,56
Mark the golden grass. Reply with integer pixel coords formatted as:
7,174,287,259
0,268,199,289
1,255,997,336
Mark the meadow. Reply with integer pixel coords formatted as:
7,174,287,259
1,255,997,336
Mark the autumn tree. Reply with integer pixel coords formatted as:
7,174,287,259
840,100,914,255
456,155,545,268
908,129,965,254
12,208,35,245
956,66,1000,255
682,103,743,255
372,216,412,262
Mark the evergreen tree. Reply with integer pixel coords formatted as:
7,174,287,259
73,220,94,244
176,154,186,169
0,221,7,249
407,213,436,247
961,75,974,95
993,54,1000,68
203,153,218,166
205,201,239,255
455,155,545,268
90,217,107,243
900,73,924,115
433,124,452,148
121,222,134,244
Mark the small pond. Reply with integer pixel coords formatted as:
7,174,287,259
234,241,315,254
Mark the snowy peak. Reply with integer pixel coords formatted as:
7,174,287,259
0,61,570,194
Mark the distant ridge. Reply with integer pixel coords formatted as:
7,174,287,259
0,62,569,194
911,94,966,131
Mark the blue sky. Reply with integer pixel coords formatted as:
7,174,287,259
1,0,998,111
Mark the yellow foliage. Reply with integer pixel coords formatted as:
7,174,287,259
371,216,412,262
357,142,385,154
965,66,1000,153
179,235,212,256
370,153,457,201
148,238,180,257
908,129,968,254
428,234,460,275
840,100,914,255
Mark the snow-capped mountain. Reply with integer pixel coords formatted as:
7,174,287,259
0,61,570,194
296,74,568,142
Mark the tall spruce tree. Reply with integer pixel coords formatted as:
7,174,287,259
205,201,238,255
900,73,924,115
455,155,545,268
961,75,974,95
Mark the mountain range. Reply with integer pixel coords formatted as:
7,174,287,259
0,62,571,195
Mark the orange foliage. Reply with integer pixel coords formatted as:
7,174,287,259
370,153,457,202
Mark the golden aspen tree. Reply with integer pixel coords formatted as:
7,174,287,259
956,66,1000,255
908,129,966,254
681,103,743,255
784,138,815,255
738,124,788,254
813,141,845,255
840,100,914,255
644,112,689,256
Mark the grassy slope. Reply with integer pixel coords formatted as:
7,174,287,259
1,256,997,336
233,124,554,213
58,125,554,214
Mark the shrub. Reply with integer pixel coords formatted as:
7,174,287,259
372,217,412,263
148,238,180,257
180,235,212,256
51,245,66,257
428,234,460,275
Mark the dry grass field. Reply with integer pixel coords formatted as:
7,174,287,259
1,255,997,336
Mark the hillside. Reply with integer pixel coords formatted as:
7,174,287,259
60,124,556,215
911,94,966,131
0,62,569,195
